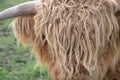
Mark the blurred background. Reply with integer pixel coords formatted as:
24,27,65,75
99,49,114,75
0,0,50,80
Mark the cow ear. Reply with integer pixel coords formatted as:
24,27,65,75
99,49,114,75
0,1,39,21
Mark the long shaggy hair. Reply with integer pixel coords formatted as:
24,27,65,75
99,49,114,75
12,0,120,80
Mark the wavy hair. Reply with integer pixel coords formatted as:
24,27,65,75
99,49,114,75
12,0,120,80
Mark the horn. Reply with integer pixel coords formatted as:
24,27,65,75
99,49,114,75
0,1,39,20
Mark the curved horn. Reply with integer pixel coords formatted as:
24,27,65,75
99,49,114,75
0,1,39,20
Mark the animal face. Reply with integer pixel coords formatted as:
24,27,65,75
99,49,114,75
1,0,120,80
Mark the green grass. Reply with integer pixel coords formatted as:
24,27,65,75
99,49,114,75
0,0,50,80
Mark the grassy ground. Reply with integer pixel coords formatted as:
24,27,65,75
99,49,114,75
0,0,50,80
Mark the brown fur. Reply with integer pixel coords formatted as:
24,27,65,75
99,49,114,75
12,0,120,80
